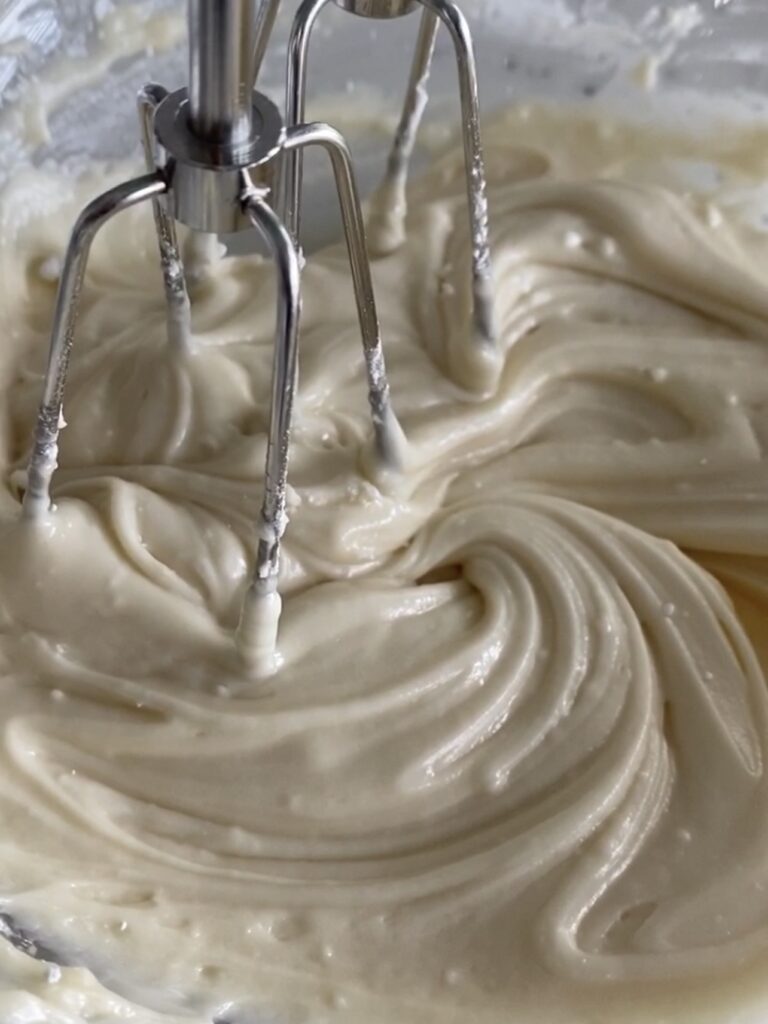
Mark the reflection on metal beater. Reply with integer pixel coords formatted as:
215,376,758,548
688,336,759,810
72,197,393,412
21,0,495,674
287,0,498,376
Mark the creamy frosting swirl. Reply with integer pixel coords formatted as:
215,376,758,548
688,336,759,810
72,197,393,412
1,107,768,1023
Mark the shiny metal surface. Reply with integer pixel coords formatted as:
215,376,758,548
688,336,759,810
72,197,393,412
285,122,401,466
333,0,418,17
22,173,166,520
284,0,496,360
421,0,495,347
188,0,254,146
283,0,332,243
137,82,192,350
241,180,302,603
154,87,284,232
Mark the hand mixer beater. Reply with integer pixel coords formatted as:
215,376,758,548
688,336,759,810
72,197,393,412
21,0,495,674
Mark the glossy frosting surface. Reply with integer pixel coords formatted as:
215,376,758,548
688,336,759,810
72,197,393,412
1,107,768,1022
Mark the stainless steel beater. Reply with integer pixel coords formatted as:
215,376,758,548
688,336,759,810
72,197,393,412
284,0,497,352
21,0,495,672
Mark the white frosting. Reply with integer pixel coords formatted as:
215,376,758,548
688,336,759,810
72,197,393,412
237,587,283,676
1,105,768,1023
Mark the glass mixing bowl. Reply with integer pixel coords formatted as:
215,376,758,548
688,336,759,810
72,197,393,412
2,0,768,246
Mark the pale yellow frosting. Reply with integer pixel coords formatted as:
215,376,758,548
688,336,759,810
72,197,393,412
1,106,768,1023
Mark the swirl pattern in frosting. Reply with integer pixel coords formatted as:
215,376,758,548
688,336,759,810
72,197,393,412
0,106,768,1023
